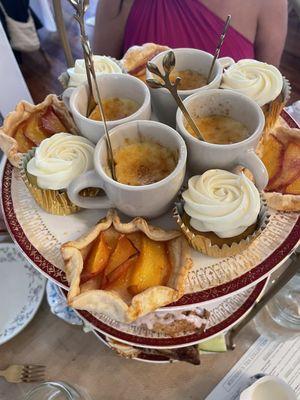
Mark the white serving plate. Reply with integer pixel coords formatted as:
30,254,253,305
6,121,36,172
0,243,45,345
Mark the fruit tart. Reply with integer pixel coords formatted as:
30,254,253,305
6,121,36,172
122,43,170,82
258,124,300,211
61,209,192,323
0,94,78,167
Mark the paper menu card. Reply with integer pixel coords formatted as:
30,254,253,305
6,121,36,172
206,335,300,400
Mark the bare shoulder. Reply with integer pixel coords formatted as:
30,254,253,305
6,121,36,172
99,0,135,18
259,0,287,13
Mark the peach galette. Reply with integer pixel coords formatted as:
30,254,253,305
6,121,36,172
258,125,300,211
0,94,78,167
61,210,192,323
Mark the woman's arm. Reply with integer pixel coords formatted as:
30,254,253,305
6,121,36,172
93,0,134,58
255,0,288,66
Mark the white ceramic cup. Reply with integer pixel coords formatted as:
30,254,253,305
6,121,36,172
63,74,151,143
67,120,187,218
146,48,234,127
240,376,297,400
176,88,268,190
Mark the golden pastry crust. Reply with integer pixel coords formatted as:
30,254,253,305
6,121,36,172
106,338,140,358
257,123,300,212
61,209,192,323
263,191,300,212
122,43,170,81
0,94,78,167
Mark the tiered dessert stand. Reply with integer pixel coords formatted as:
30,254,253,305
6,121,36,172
1,110,299,363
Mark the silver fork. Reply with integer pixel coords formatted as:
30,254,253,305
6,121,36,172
0,364,46,383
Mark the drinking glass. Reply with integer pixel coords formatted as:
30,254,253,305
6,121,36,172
24,381,92,400
254,273,300,340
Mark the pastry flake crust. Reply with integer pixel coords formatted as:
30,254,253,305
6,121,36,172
0,94,78,167
61,209,192,323
258,123,300,212
122,43,170,81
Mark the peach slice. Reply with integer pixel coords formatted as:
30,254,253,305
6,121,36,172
81,233,110,284
286,177,300,195
24,113,49,145
105,254,138,286
101,261,133,292
261,134,284,181
104,235,138,277
127,232,143,251
102,227,120,252
14,124,35,153
128,236,171,296
268,141,300,192
39,106,66,135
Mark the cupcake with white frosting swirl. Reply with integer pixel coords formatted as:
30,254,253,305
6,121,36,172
21,133,95,215
176,169,267,257
221,60,290,132
67,56,122,88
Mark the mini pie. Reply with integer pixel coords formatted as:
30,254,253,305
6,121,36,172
61,209,192,323
122,43,170,82
0,94,78,167
257,125,300,211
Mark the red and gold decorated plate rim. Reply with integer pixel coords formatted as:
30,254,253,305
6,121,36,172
0,110,299,308
63,279,267,348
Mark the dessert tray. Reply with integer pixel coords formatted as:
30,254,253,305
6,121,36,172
0,111,298,308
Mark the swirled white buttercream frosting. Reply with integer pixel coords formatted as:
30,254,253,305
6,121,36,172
27,133,94,190
182,170,260,238
67,55,122,87
221,59,283,106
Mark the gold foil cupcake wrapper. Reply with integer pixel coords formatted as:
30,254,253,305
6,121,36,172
174,196,270,258
20,149,81,216
263,76,291,133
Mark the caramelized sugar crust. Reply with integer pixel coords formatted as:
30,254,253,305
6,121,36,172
158,69,207,90
185,115,249,144
88,98,139,121
113,142,177,186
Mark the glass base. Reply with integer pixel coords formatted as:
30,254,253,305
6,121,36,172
24,381,91,400
253,273,300,341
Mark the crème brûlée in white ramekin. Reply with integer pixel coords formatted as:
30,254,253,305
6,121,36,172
221,59,290,133
20,132,95,215
175,169,269,257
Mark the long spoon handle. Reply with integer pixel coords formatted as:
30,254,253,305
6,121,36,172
207,15,231,84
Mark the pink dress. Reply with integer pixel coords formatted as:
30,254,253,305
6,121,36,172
123,0,254,61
